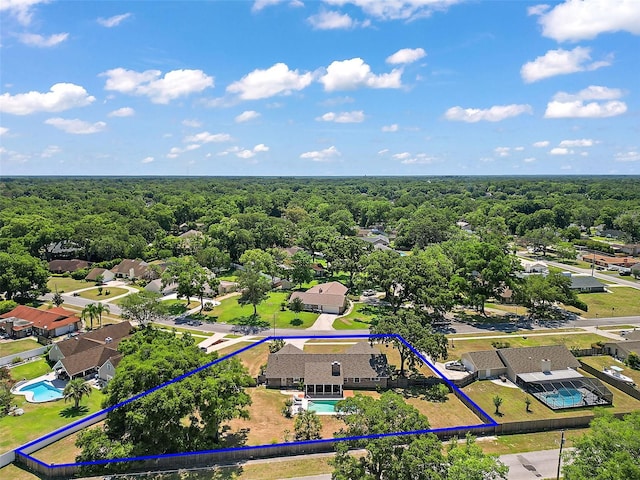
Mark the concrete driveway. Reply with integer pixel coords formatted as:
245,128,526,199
306,313,339,331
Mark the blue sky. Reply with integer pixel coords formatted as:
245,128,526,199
1,0,639,176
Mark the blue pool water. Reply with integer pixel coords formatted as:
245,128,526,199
18,380,64,402
308,400,340,414
543,388,583,408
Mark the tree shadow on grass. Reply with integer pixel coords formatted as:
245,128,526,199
59,405,89,418
115,466,244,479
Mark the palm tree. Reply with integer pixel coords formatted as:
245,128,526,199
92,303,110,329
63,378,91,409
81,304,97,330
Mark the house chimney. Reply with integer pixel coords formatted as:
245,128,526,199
331,361,341,376
541,359,551,374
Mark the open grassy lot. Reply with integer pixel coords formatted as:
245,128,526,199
449,332,610,359
447,328,584,339
76,286,129,301
34,427,84,464
478,428,588,455
333,302,390,330
0,338,39,358
216,342,270,377
579,355,640,385
570,287,640,318
205,292,319,329
9,358,51,380
0,388,105,453
46,276,89,293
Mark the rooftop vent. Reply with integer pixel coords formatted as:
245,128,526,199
331,361,341,376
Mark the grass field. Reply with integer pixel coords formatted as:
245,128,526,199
0,388,105,453
333,302,389,330
0,338,40,358
569,287,640,318
76,286,128,301
579,355,640,385
46,277,90,293
161,298,201,314
205,292,319,329
9,358,51,380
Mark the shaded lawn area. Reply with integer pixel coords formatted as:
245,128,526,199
205,292,319,329
0,388,105,453
579,355,640,385
566,287,640,318
216,342,270,377
46,277,90,294
150,323,214,337
478,428,589,456
75,286,129,301
463,370,640,423
0,338,40,358
161,299,201,314
333,302,390,330
9,358,51,380
448,333,612,359
484,303,530,316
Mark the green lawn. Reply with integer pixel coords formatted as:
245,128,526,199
161,299,201,314
568,287,640,318
579,355,640,385
0,388,105,453
8,358,51,380
46,276,90,294
76,286,128,301
333,302,389,330
205,292,319,329
0,338,40,358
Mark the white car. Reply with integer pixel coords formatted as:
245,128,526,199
444,361,466,371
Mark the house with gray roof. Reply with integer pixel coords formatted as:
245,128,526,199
604,340,640,362
568,274,606,293
460,350,507,379
264,342,389,397
288,281,348,314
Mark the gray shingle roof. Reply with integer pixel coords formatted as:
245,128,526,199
497,345,580,375
463,350,506,370
569,275,606,290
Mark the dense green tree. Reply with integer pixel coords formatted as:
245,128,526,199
237,266,272,316
294,409,322,441
0,251,49,300
290,251,313,288
326,236,372,288
239,249,275,276
371,311,447,377
615,211,640,242
162,256,212,306
563,411,640,480
119,291,167,327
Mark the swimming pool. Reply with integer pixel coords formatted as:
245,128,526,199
15,380,64,403
543,388,583,408
307,399,340,414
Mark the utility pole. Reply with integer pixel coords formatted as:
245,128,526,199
556,429,565,480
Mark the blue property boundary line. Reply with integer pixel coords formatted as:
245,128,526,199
16,333,497,471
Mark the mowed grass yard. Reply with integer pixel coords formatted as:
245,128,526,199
333,302,390,330
205,292,319,329
46,276,90,293
76,286,129,301
579,355,640,385
569,287,640,318
0,338,40,358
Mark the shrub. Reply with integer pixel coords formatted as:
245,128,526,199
0,300,17,315
282,398,293,418
491,341,511,349
11,356,22,364
627,352,640,370
71,268,89,280
203,302,214,312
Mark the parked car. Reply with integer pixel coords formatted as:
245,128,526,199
174,316,189,325
362,289,376,296
188,320,202,326
444,360,466,371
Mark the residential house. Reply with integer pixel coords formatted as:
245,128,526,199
604,339,640,362
359,235,390,248
520,259,549,275
144,279,178,296
110,259,150,280
282,246,305,257
50,322,132,381
48,259,90,274
289,281,348,315
581,253,639,269
311,263,327,278
566,274,607,293
218,280,239,295
85,267,115,283
612,244,640,256
461,350,507,379
0,305,81,339
496,345,581,384
264,342,390,397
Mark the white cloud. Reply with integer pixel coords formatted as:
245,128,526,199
533,140,550,147
386,48,426,65
527,4,550,16
378,149,389,155
253,143,269,152
102,68,214,104
97,13,131,27
45,117,107,134
184,131,232,144
167,147,182,159
108,107,135,117
235,110,261,123
538,0,640,42
300,145,341,162
559,139,596,147
316,110,365,123
308,10,359,30
236,149,256,159
234,144,270,160
18,32,68,47
494,147,510,157
227,63,313,100
0,127,8,136
552,85,623,102
394,152,436,165
252,0,302,12
444,104,532,122
545,100,627,118
319,58,402,91
524,157,536,163
41,145,61,157
322,0,462,21
141,156,154,164
393,152,412,160
514,146,525,151
321,96,355,106
550,147,573,155
615,151,640,162
0,83,95,115
382,124,399,132
521,47,611,83
0,0,49,25
182,119,202,128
